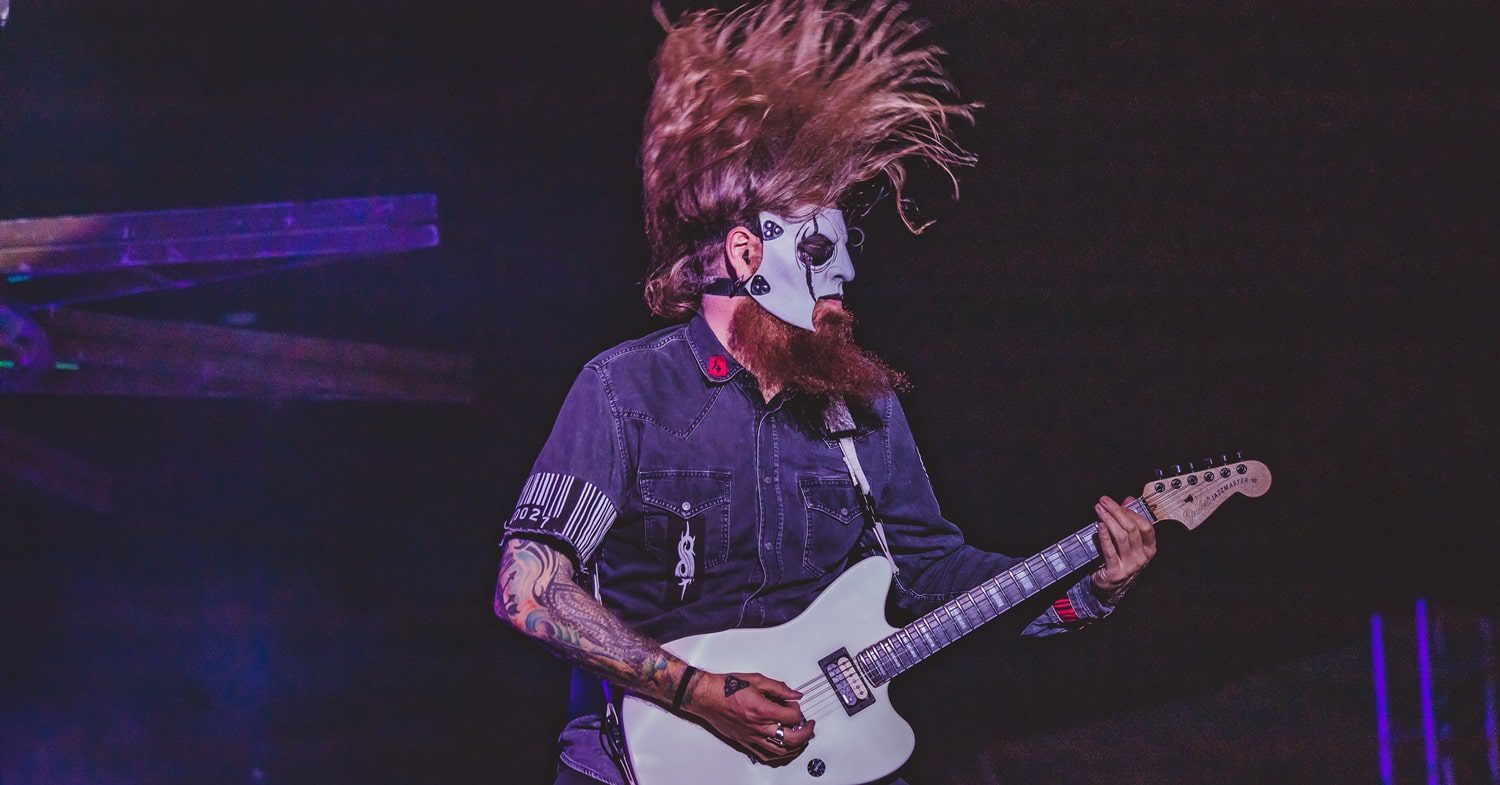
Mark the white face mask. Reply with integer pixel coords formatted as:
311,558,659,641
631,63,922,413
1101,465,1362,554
746,206,857,331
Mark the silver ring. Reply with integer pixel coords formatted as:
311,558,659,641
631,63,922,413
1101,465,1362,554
770,724,786,746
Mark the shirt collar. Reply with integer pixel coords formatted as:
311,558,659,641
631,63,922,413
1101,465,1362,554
685,311,745,385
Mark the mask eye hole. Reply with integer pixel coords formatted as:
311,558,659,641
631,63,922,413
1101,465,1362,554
796,232,836,269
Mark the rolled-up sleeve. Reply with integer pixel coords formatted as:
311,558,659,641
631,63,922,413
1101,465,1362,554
870,394,1112,637
502,367,625,568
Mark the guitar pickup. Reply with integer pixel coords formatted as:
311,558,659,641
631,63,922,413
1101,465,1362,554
818,647,876,716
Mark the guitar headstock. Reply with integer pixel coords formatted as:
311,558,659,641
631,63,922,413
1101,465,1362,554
1140,453,1271,530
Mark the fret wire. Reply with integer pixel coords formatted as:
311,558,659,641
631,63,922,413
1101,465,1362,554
899,631,918,663
977,581,995,614
999,573,1025,604
960,594,984,624
938,612,954,642
958,594,980,627
942,609,962,640
983,580,1007,614
921,618,942,649
1073,530,1099,560
1026,554,1052,581
1073,532,1097,561
932,613,955,644
1045,549,1064,575
1013,564,1036,593
943,606,960,636
976,589,993,621
917,618,939,651
953,609,970,637
914,617,933,651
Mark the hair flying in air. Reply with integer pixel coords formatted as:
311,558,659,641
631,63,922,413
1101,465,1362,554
640,0,979,319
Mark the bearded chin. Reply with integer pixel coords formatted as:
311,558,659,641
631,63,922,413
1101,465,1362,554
728,298,907,404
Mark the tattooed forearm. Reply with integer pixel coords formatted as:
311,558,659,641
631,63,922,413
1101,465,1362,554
495,537,691,705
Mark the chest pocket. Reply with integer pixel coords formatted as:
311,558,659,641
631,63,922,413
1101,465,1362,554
641,470,732,569
799,477,865,576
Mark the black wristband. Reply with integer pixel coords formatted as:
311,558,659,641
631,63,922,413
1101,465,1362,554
671,665,698,712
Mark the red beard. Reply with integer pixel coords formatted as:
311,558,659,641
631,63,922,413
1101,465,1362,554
728,298,907,404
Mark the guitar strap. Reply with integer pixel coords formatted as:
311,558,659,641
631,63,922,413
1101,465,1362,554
825,398,899,577
586,567,642,785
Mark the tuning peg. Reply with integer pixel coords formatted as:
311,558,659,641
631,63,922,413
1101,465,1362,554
1155,468,1165,480
1171,464,1182,475
1204,457,1216,467
1188,461,1196,472
1221,453,1230,465
1236,450,1245,461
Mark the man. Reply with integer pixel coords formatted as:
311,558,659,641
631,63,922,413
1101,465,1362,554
494,2,1156,783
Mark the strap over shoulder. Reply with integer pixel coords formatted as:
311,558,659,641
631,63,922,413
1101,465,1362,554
825,398,898,577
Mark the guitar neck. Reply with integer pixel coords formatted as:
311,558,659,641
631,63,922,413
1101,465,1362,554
854,498,1155,686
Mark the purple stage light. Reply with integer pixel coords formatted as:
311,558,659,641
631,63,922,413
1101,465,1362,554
1417,599,1439,785
1372,612,1395,785
1482,617,1499,784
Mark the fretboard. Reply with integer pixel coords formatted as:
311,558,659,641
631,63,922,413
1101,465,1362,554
854,498,1154,686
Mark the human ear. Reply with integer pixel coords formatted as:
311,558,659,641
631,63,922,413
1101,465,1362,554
724,226,762,280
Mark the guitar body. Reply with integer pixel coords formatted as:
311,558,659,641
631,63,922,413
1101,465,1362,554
619,459,1273,785
622,557,914,785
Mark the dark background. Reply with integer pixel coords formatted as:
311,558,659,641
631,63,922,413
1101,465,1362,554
1,1,1495,783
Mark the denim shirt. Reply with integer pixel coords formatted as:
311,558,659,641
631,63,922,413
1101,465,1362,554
502,313,1113,783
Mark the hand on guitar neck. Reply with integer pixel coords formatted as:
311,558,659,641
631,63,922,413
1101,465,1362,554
679,668,816,764
1088,495,1158,605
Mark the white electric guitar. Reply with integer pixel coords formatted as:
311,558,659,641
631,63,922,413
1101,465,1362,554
621,458,1272,785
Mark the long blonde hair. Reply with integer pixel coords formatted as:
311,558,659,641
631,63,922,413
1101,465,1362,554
640,0,978,318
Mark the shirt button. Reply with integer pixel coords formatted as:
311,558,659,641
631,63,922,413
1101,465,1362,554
762,475,774,485
763,542,774,551
680,501,692,512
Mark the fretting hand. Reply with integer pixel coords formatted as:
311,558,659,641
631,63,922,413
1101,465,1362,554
1090,496,1156,604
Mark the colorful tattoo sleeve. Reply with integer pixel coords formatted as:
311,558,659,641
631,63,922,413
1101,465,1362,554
496,536,688,705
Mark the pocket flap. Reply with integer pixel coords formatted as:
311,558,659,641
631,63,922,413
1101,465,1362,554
641,471,731,516
800,480,862,525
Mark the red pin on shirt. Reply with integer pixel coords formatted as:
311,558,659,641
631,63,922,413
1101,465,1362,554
706,355,729,379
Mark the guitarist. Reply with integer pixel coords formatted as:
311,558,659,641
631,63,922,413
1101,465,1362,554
493,2,1157,783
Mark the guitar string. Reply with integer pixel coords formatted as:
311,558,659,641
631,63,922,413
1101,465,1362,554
791,511,1124,711
764,476,1252,718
